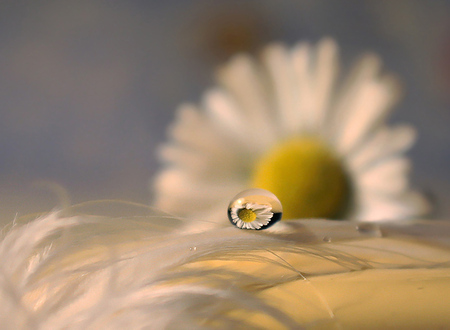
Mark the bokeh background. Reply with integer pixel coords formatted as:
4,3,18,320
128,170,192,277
0,0,449,223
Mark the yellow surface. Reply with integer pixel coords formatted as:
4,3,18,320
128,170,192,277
189,236,450,328
257,268,450,329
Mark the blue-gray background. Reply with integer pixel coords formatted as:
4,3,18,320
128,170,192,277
0,1,449,222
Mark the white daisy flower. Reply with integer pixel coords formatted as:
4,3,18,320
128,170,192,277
152,38,429,225
227,188,283,230
229,202,273,230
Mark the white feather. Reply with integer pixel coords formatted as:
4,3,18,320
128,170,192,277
0,201,447,328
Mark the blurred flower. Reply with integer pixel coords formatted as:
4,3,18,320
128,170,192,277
152,38,429,224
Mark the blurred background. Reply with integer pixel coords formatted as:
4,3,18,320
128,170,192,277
0,0,449,223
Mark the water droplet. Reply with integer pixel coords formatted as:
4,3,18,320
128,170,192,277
323,236,332,242
356,223,382,237
227,188,282,230
189,246,197,251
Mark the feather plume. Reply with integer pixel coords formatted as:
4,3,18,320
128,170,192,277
0,200,449,329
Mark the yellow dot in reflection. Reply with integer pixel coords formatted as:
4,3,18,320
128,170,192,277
238,208,257,223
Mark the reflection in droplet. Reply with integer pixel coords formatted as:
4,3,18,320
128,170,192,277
228,188,282,230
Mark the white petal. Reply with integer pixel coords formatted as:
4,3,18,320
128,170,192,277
347,125,416,173
168,104,242,161
250,203,270,212
290,38,339,134
353,191,430,221
263,44,300,135
216,54,276,146
157,144,244,179
153,169,244,216
154,169,242,199
329,54,401,153
309,38,339,132
291,42,315,132
203,89,248,140
336,75,401,154
202,89,268,154
332,54,383,119
256,212,273,221
356,157,410,196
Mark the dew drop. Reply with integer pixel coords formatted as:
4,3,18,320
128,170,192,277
323,236,332,242
227,188,282,230
356,223,382,237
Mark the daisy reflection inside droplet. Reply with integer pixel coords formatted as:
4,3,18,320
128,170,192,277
228,188,282,230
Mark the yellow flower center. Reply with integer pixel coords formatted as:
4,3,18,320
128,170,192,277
238,208,257,222
251,137,349,219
